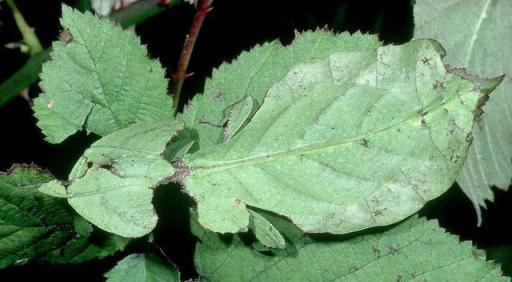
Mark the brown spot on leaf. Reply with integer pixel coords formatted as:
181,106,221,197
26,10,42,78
360,138,369,148
466,133,473,143
169,158,190,183
450,154,460,163
372,207,387,217
388,244,400,255
433,80,445,91
420,57,431,65
348,266,359,272
372,246,381,257
214,91,224,100
59,28,73,45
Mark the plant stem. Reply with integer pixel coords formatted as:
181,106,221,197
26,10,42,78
172,0,213,109
5,0,43,55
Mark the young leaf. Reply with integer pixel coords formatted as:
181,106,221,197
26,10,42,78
41,121,183,238
414,0,512,224
0,165,127,268
32,5,173,144
181,38,497,234
105,253,180,282
194,215,506,282
180,31,381,151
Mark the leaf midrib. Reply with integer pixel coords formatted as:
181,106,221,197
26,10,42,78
188,95,461,172
464,0,493,66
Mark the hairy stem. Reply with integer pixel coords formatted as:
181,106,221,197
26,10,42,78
5,0,43,55
172,0,213,110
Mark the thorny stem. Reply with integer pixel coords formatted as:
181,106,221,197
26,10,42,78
5,0,43,55
172,0,213,111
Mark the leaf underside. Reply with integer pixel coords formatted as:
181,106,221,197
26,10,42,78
33,5,173,144
194,214,506,282
414,0,512,224
182,36,492,235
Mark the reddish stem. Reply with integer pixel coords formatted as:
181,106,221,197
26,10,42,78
172,0,213,109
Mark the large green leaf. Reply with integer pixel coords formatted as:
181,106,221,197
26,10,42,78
0,165,127,268
194,214,506,282
181,38,498,234
40,121,183,238
32,5,173,144
414,0,512,224
105,253,180,282
179,31,380,152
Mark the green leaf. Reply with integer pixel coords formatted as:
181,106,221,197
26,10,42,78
0,165,127,268
181,38,492,234
414,0,512,224
39,226,130,265
180,31,381,152
248,209,285,249
42,121,183,238
223,95,255,142
105,253,180,282
195,214,506,282
32,5,173,144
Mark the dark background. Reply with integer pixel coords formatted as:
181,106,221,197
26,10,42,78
0,0,511,280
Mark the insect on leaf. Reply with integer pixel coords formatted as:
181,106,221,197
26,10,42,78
181,38,500,235
414,0,512,225
40,121,183,238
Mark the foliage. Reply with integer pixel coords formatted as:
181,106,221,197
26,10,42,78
194,213,505,282
40,120,183,238
0,2,510,281
414,0,512,225
105,253,180,282
0,165,128,269
182,36,498,235
32,6,173,144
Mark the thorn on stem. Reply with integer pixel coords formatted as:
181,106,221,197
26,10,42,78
19,88,32,105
